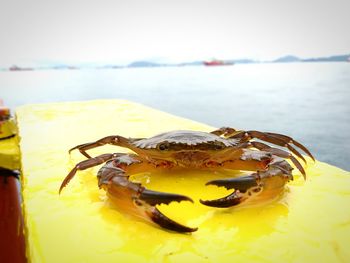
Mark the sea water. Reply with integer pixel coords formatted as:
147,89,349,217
1,62,349,170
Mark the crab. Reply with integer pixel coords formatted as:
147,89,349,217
59,127,314,232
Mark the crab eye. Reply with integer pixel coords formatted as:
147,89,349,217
158,143,169,151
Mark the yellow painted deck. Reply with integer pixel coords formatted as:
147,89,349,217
0,136,20,170
16,100,350,263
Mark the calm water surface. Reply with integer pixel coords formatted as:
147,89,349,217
1,63,349,170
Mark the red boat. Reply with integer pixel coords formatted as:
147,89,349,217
203,59,233,66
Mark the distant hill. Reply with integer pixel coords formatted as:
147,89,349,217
301,54,350,62
273,54,350,63
128,61,162,67
273,55,301,63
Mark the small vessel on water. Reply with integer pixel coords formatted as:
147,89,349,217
203,59,234,66
9,65,33,71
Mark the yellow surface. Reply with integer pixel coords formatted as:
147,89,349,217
0,135,20,170
16,99,350,263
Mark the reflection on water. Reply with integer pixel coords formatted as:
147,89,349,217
1,62,349,170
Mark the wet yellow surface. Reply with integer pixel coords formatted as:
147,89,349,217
16,100,350,263
0,135,20,170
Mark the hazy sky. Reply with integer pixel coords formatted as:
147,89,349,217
1,0,349,65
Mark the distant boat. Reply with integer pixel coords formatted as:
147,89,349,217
203,59,234,66
9,65,33,71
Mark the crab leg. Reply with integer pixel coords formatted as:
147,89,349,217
244,131,311,162
68,135,133,158
201,159,293,208
210,127,238,137
213,127,314,162
59,153,117,193
250,141,306,178
60,153,197,233
264,132,315,161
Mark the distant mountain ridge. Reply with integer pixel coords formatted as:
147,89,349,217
1,54,349,71
272,54,350,63
301,54,350,62
127,54,350,67
273,55,301,62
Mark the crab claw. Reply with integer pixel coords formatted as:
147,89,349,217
145,207,198,233
205,175,258,191
91,156,198,233
100,162,197,233
138,189,198,232
199,176,257,207
200,164,291,208
200,190,244,208
139,189,193,206
107,182,197,232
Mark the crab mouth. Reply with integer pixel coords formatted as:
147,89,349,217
171,151,210,167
